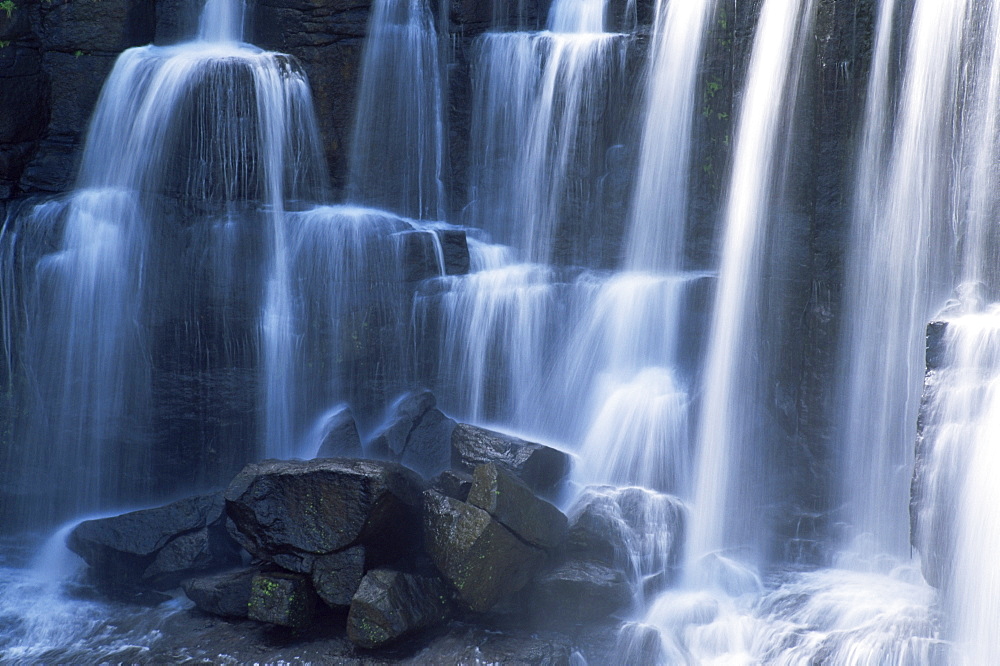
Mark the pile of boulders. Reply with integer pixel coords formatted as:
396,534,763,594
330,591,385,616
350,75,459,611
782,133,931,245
66,394,683,654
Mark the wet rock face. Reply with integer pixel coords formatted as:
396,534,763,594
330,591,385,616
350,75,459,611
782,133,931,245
224,458,424,572
450,423,572,499
466,462,568,551
248,571,319,629
368,390,457,478
346,568,451,649
182,567,257,618
911,319,954,589
0,5,48,198
67,492,241,589
422,489,546,613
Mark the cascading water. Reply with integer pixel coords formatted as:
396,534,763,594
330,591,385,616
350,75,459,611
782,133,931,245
347,0,448,220
689,0,816,571
464,4,628,266
9,0,1000,658
915,312,1000,662
837,0,967,560
1,27,330,524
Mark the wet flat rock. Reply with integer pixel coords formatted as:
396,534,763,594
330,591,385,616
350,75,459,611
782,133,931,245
530,560,631,626
182,567,257,618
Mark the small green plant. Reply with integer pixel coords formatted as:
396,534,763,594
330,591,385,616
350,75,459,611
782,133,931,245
0,1,15,19
73,49,83,57
0,40,9,48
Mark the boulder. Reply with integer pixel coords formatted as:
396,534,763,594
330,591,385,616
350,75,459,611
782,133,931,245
467,463,567,550
398,230,445,282
529,560,631,626
311,545,366,608
225,458,423,572
346,569,451,649
67,492,238,587
451,424,571,498
141,526,242,589
368,390,456,478
182,567,257,618
566,486,685,576
437,229,470,275
422,490,545,612
431,469,473,502
248,571,318,629
314,406,363,458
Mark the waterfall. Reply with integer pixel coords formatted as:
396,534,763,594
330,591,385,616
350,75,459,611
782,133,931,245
0,1,329,525
347,0,448,220
464,0,628,266
689,0,816,568
11,0,1000,658
837,0,967,560
914,312,1000,661
198,0,246,43
624,0,715,272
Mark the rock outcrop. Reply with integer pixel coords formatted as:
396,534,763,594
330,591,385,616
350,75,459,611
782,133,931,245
67,492,241,589
224,457,424,572
346,568,451,648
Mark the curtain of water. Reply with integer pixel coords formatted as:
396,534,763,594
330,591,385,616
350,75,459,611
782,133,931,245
689,0,816,570
347,0,447,220
838,0,968,560
915,314,1000,661
624,0,715,273
198,0,246,43
465,32,626,265
0,5,331,524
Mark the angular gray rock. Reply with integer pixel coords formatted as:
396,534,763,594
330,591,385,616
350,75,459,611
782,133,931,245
566,485,685,575
431,469,473,502
182,568,257,618
529,560,631,626
67,492,238,586
451,424,571,498
466,463,567,550
368,390,456,478
422,490,545,612
225,458,423,572
311,545,366,608
314,406,363,458
248,572,318,629
141,526,242,589
346,569,451,649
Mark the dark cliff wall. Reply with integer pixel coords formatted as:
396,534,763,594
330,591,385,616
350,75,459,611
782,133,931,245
0,0,156,198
